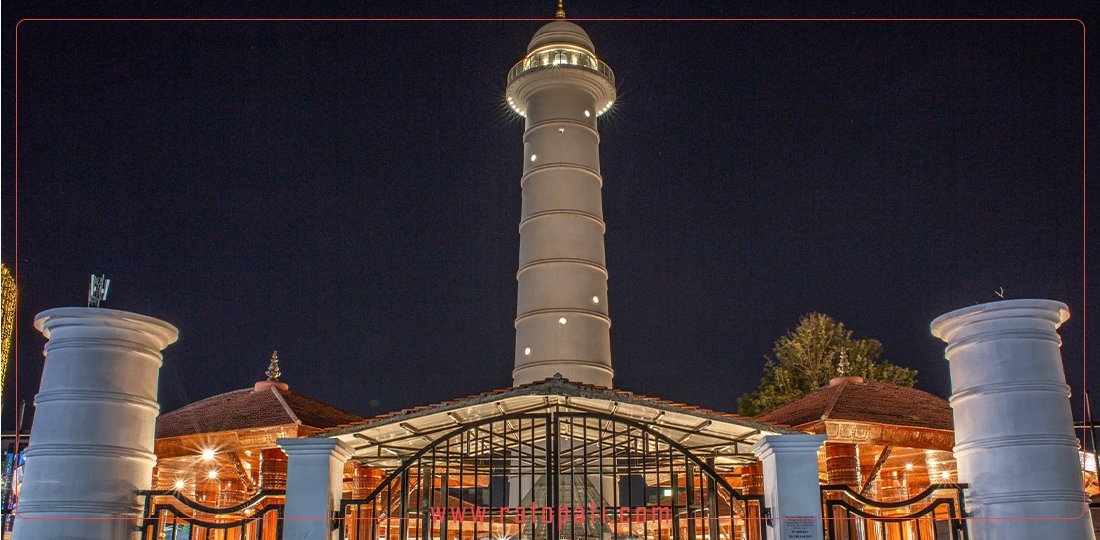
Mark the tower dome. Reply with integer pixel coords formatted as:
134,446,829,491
528,20,595,53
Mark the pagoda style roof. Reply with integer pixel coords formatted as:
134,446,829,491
317,375,797,471
753,379,955,450
156,385,363,440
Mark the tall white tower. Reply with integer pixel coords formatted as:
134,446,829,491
506,15,616,388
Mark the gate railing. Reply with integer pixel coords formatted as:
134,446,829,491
337,412,767,540
820,483,968,540
137,488,286,540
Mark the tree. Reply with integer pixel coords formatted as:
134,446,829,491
736,313,917,416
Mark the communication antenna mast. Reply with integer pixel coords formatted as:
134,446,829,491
87,274,110,307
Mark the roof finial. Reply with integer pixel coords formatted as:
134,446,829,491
555,0,565,19
266,350,282,381
836,349,852,377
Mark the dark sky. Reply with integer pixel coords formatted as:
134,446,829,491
3,2,1096,431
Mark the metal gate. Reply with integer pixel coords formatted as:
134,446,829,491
137,488,286,540
820,483,968,540
338,412,766,540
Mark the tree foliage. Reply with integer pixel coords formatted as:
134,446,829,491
737,313,917,416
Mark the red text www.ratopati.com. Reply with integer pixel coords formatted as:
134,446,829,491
429,505,672,525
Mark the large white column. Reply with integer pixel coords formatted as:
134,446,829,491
278,438,353,540
13,307,178,540
751,434,827,540
506,20,617,388
932,299,1092,539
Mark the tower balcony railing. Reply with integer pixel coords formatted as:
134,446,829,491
507,47,615,87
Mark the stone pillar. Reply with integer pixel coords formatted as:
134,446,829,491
13,307,178,540
751,434,827,540
932,299,1092,539
279,438,353,540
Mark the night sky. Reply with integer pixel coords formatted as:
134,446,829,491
3,2,1096,431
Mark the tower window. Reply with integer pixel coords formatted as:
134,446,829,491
584,110,591,118
530,154,537,162
592,296,600,304
559,317,568,325
558,128,565,134
524,347,532,356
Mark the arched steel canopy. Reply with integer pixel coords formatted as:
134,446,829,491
315,375,796,471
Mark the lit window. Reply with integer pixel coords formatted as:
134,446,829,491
530,154,537,162
558,128,565,134
524,347,532,356
592,296,600,304
584,110,591,118
559,317,567,325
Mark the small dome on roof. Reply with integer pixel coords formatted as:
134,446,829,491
528,20,595,53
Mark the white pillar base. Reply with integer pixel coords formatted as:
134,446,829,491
751,434,827,540
279,438,354,540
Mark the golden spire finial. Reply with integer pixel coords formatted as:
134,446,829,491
556,0,565,19
265,350,282,381
836,349,851,377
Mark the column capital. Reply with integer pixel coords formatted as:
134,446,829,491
931,299,1069,351
35,307,179,349
751,434,826,460
278,437,354,461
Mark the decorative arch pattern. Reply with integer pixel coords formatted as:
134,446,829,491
339,412,765,540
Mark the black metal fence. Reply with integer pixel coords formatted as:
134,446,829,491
338,412,766,540
137,489,286,540
820,483,968,540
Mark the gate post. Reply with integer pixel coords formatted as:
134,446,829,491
751,434,827,540
13,307,178,540
278,438,354,540
932,299,1092,539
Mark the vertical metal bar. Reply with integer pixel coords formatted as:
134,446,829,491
575,417,581,540
597,414,606,540
685,459,696,540
668,440,678,540
643,430,650,540
370,486,378,540
416,455,425,540
655,431,663,540
425,456,434,540
612,418,620,540
459,430,466,540
489,421,497,540
706,457,718,540
629,424,638,538
583,416,590,540
442,435,450,540
549,413,559,540
474,422,481,540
